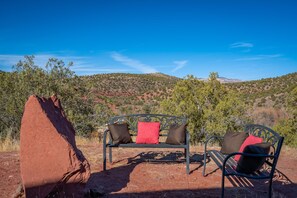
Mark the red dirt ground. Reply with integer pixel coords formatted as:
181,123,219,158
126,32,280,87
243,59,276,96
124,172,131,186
1,143,296,198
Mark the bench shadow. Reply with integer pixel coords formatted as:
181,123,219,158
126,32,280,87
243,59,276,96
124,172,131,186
135,151,205,175
86,152,143,195
86,151,296,197
203,158,296,196
86,151,204,196
223,172,296,197
95,184,297,198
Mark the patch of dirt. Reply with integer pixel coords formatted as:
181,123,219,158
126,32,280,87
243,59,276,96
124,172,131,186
1,144,296,197
0,152,22,197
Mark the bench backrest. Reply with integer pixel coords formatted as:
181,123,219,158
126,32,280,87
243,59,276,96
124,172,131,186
244,124,284,171
244,124,282,148
108,114,187,136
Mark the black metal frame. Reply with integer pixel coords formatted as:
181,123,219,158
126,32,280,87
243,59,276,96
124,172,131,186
202,124,284,198
102,114,190,174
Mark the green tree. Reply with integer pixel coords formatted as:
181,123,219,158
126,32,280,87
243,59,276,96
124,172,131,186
161,73,246,143
143,104,151,114
0,56,98,139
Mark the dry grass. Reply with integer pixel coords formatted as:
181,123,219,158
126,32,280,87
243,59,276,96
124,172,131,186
0,131,98,152
0,132,19,152
75,136,99,146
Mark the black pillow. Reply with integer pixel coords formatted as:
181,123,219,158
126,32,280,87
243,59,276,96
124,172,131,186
236,142,271,174
165,124,187,145
220,131,249,154
108,123,132,145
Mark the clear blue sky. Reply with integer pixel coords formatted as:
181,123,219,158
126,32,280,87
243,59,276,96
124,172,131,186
0,0,296,80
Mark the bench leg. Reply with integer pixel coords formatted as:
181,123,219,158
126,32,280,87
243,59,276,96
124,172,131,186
109,147,112,163
268,177,273,198
186,147,190,174
221,172,225,198
203,146,207,176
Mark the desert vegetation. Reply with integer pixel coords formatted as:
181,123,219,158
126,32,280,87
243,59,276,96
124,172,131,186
161,73,247,143
0,56,296,150
0,56,108,143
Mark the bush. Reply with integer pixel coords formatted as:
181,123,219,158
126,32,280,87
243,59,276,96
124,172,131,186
161,73,247,143
0,56,100,138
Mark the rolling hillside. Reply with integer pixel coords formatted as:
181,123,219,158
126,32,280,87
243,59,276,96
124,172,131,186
226,72,297,126
226,72,297,108
82,73,179,114
82,72,297,126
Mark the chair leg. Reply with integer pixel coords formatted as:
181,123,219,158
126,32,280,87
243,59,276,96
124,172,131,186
109,147,112,163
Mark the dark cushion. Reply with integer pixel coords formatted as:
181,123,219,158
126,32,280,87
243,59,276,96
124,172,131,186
108,123,132,145
220,131,249,154
165,124,187,145
236,142,271,174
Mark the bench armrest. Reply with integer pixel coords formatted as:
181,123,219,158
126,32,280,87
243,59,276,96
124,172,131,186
222,152,275,175
205,135,224,145
204,135,224,155
224,152,275,162
103,129,112,146
185,130,190,146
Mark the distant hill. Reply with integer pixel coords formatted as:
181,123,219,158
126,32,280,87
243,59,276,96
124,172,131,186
82,72,296,113
82,73,179,113
217,77,242,83
226,72,297,108
81,72,297,126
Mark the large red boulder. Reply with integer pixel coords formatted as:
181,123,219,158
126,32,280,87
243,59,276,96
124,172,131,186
20,95,91,197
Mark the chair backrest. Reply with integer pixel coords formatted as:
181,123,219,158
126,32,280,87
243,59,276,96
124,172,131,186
108,114,187,136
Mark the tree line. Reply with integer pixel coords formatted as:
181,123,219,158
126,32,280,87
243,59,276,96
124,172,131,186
1,56,296,147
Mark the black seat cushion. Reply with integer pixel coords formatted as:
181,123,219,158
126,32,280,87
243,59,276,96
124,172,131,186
108,123,132,145
220,131,249,154
165,124,187,145
236,142,271,174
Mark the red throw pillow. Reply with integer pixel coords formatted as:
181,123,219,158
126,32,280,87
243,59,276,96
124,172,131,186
234,135,263,161
136,121,160,144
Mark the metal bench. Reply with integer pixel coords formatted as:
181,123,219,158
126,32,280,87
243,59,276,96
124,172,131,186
203,124,284,198
103,114,190,174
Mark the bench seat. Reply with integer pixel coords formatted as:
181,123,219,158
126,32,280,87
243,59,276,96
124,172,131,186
102,114,190,174
108,142,188,148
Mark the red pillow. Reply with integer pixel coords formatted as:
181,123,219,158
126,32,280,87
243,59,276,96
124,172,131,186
136,121,160,144
234,135,263,161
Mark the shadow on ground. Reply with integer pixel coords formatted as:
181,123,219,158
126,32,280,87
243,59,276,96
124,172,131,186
86,151,296,197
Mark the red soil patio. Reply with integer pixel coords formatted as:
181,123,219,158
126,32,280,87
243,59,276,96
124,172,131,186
1,143,297,197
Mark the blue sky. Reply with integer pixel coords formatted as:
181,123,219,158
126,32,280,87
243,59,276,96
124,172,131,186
0,0,296,80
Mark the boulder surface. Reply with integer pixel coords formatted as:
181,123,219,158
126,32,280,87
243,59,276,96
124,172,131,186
20,95,90,197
